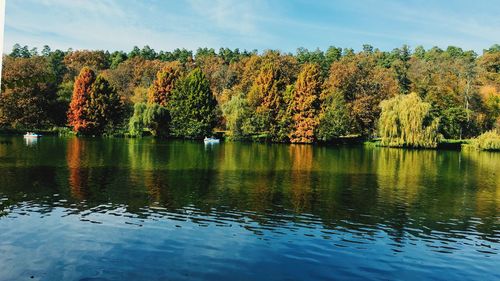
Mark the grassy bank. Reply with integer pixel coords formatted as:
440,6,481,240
364,138,472,151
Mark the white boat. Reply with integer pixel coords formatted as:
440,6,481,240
204,137,220,144
24,132,41,138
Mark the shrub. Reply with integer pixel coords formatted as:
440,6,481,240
470,130,500,151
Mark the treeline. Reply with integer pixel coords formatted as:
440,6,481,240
1,43,500,146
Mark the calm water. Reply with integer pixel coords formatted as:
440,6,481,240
0,136,498,281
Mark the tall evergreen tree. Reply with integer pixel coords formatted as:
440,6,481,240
86,76,123,134
316,92,351,141
169,68,218,138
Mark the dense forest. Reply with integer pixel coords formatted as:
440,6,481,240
1,43,500,148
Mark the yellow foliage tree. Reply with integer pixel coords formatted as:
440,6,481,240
289,63,322,143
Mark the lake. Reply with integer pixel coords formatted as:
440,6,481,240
0,136,498,280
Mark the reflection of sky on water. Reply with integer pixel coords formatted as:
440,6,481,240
0,203,498,281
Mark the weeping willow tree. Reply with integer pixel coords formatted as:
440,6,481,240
379,93,440,148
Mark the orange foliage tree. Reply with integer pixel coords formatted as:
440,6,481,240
147,62,182,107
68,67,122,135
289,63,322,143
68,67,95,133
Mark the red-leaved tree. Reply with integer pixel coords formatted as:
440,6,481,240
67,67,95,133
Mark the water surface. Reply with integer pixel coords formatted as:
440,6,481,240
0,137,499,280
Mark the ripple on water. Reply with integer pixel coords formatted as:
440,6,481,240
0,192,498,281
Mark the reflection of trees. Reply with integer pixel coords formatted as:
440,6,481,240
375,148,440,243
376,148,437,203
66,138,121,202
2,138,498,246
67,138,89,200
289,145,315,213
127,138,163,203
462,150,500,224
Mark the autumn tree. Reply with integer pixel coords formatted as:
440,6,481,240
63,50,109,81
245,53,298,141
246,63,283,139
147,62,182,106
68,67,96,133
197,55,240,101
104,57,167,103
68,68,122,135
168,68,218,138
409,46,481,137
323,53,398,136
5,43,500,143
477,47,500,130
289,64,322,143
0,56,57,128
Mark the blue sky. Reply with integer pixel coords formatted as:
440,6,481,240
3,0,500,54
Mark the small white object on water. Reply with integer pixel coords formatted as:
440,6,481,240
24,132,41,138
204,137,220,144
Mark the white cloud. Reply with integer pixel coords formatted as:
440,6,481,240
3,0,499,53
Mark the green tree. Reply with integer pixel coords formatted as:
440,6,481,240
379,93,440,148
9,44,31,58
392,45,411,94
128,103,169,137
324,46,342,67
86,76,124,134
470,130,500,151
316,92,350,141
109,51,128,69
440,107,469,139
143,104,169,137
128,103,147,137
221,92,252,139
169,68,218,138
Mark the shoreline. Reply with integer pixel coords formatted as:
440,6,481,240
0,128,476,151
